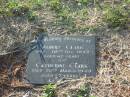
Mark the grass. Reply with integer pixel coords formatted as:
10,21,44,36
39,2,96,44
125,0,130,3
0,0,129,30
76,0,92,5
41,83,96,97
103,5,129,29
0,0,44,20
76,83,91,97
47,0,95,33
0,0,130,97
48,0,61,11
41,84,56,97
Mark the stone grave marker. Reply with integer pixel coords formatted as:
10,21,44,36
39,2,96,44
26,36,96,84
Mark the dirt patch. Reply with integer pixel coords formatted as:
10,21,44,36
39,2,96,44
0,50,30,96
1,31,130,97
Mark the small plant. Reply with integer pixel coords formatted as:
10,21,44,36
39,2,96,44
48,0,62,11
27,11,37,21
71,83,91,97
0,0,43,20
0,1,19,16
6,1,19,9
77,83,91,97
41,84,56,97
124,0,130,3
76,0,92,5
28,0,44,9
103,6,129,28
31,0,44,6
58,7,70,19
73,8,88,19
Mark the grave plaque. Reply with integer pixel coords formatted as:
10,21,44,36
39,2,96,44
26,36,96,84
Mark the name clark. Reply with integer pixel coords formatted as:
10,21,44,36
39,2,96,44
39,45,84,50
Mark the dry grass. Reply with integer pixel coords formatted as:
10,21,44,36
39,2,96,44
55,32,130,97
0,0,130,97
1,30,130,97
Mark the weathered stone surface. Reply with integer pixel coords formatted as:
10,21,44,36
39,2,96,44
26,36,96,84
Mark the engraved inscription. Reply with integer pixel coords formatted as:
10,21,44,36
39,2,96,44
26,36,96,84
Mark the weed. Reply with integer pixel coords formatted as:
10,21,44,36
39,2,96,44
29,0,44,9
41,84,56,97
77,83,91,97
124,0,130,3
27,11,37,21
72,8,88,19
0,0,43,20
48,0,62,11
31,0,44,5
58,7,70,19
103,6,129,28
69,83,92,97
6,1,19,9
76,0,92,5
